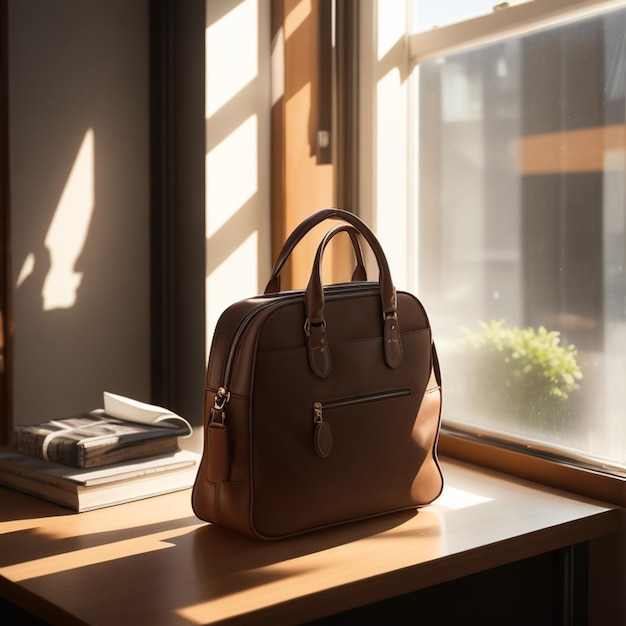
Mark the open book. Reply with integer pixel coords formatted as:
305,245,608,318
102,391,193,437
13,393,193,469
101,392,193,436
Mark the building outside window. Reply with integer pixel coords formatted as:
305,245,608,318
405,0,626,473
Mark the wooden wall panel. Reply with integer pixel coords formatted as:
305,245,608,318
271,0,354,290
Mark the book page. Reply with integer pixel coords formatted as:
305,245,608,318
103,392,193,437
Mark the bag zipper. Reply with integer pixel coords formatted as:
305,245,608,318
213,283,380,413
313,388,411,423
312,388,411,458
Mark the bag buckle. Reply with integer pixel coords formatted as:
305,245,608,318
304,318,326,337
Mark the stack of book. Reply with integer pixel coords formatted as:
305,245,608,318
0,392,200,512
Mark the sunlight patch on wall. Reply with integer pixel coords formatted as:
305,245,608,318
271,26,285,107
205,114,259,354
206,231,258,344
41,128,95,311
376,69,409,289
15,252,35,288
377,0,407,60
205,0,258,118
205,1,264,358
284,0,311,39
205,115,258,239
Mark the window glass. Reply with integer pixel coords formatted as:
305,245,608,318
414,0,512,32
418,7,626,468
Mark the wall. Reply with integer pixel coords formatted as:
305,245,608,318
9,0,151,423
8,0,272,429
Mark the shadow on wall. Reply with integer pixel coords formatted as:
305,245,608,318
9,0,150,424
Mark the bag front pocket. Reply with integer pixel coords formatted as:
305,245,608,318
251,384,429,537
312,388,411,458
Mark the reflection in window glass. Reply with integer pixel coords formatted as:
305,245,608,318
418,8,626,467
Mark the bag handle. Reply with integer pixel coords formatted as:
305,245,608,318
302,209,402,377
264,222,366,294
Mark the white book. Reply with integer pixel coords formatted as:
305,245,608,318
0,449,200,512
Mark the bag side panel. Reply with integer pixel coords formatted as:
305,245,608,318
410,366,444,504
192,394,255,536
192,296,275,534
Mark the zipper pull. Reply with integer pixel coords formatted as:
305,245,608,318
208,387,230,483
313,402,333,458
210,387,230,424
205,387,230,483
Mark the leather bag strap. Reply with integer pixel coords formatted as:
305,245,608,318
265,222,366,294
302,209,402,377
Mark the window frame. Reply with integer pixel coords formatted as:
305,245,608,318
410,0,626,61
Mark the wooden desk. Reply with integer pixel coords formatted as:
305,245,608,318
0,458,621,625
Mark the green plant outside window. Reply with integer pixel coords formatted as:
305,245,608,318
458,320,583,433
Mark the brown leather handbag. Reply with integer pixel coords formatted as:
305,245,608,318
191,209,443,539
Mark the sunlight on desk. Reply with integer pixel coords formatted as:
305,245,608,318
435,485,493,510
3,519,204,582
0,458,620,626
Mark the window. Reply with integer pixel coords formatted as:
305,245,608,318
355,0,626,489
414,0,506,32
409,0,626,477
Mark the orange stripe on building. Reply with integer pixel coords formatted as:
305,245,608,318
519,124,626,174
